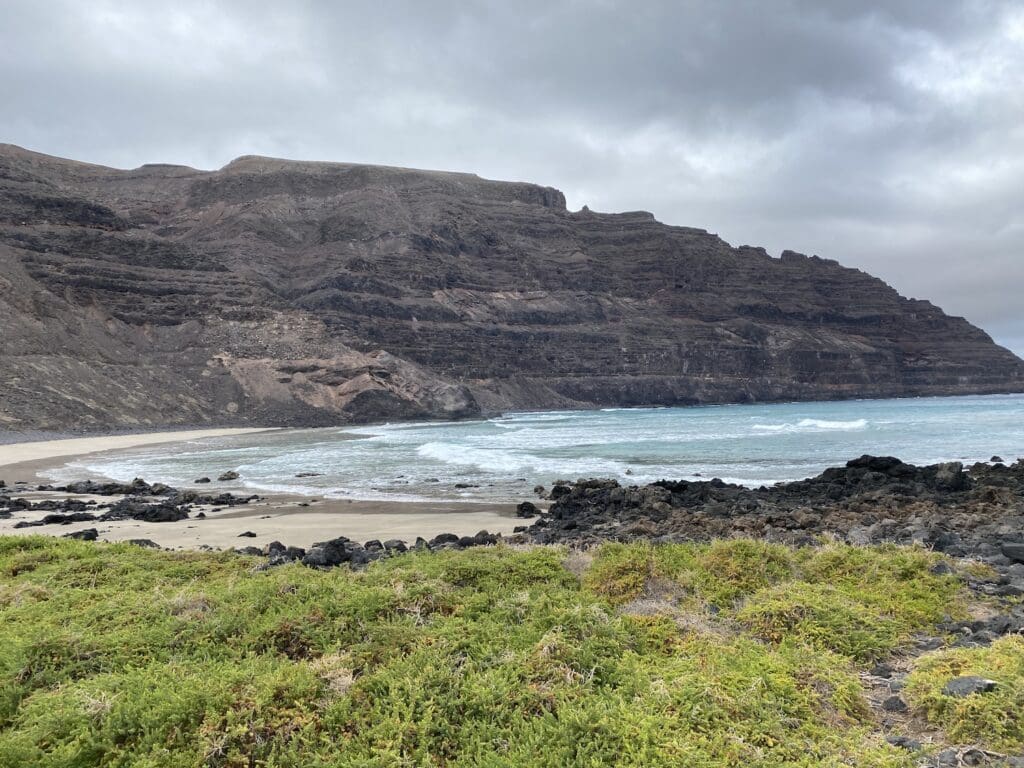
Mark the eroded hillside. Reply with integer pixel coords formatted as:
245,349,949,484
2,144,1021,430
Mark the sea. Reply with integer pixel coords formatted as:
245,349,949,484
49,393,1024,503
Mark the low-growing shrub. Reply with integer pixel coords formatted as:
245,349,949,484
736,582,903,662
0,536,962,766
904,635,1024,752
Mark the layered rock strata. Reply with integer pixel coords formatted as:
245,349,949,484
2,144,1022,430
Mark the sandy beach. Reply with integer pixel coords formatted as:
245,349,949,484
0,428,275,476
0,428,527,550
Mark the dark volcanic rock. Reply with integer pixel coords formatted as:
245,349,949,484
173,491,257,507
100,499,189,523
516,457,1024,559
265,541,306,565
10,477,256,529
881,696,908,712
1002,542,1024,564
272,528,502,571
1,144,1022,431
870,663,894,679
302,537,358,568
13,511,97,528
134,505,189,523
32,498,92,512
516,501,539,518
59,478,170,497
473,530,498,545
430,533,461,548
942,676,998,698
217,471,240,482
885,736,922,752
0,497,31,513
64,528,98,541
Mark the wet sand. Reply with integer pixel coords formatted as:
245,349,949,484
0,428,276,477
0,429,527,550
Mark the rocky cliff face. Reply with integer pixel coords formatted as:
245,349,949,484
1,143,1022,431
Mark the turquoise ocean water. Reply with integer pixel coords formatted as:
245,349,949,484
52,393,1024,502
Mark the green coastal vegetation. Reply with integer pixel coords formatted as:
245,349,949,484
0,535,1019,767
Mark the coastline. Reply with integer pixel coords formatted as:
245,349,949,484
0,492,523,550
0,427,279,482
0,427,525,550
2,391,1021,553
3,388,1022,483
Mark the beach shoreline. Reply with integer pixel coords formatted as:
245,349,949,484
0,428,527,550
0,427,279,476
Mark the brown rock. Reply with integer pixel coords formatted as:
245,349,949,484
0,144,1021,430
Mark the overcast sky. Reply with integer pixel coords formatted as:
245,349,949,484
3,0,1022,355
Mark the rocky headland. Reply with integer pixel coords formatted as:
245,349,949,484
2,143,1023,432
522,456,1024,571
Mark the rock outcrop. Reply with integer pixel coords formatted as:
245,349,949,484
520,457,1024,580
1,144,1022,430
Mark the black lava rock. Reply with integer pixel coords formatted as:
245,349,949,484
1002,542,1024,564
961,749,989,766
43,512,98,525
881,696,908,712
101,500,189,523
302,537,357,568
64,528,98,541
473,530,498,545
516,501,539,518
942,676,998,697
884,735,921,751
870,662,894,678
430,533,460,548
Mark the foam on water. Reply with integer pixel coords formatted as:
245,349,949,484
417,441,532,472
752,418,868,433
46,394,1024,502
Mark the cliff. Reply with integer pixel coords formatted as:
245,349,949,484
1,143,1022,430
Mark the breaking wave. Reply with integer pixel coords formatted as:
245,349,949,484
37,394,1024,502
752,418,868,433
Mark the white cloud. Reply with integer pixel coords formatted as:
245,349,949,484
1,0,1021,354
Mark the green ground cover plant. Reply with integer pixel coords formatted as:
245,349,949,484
0,536,1002,767
905,635,1024,752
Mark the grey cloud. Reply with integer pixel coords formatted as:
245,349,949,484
1,0,1021,354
